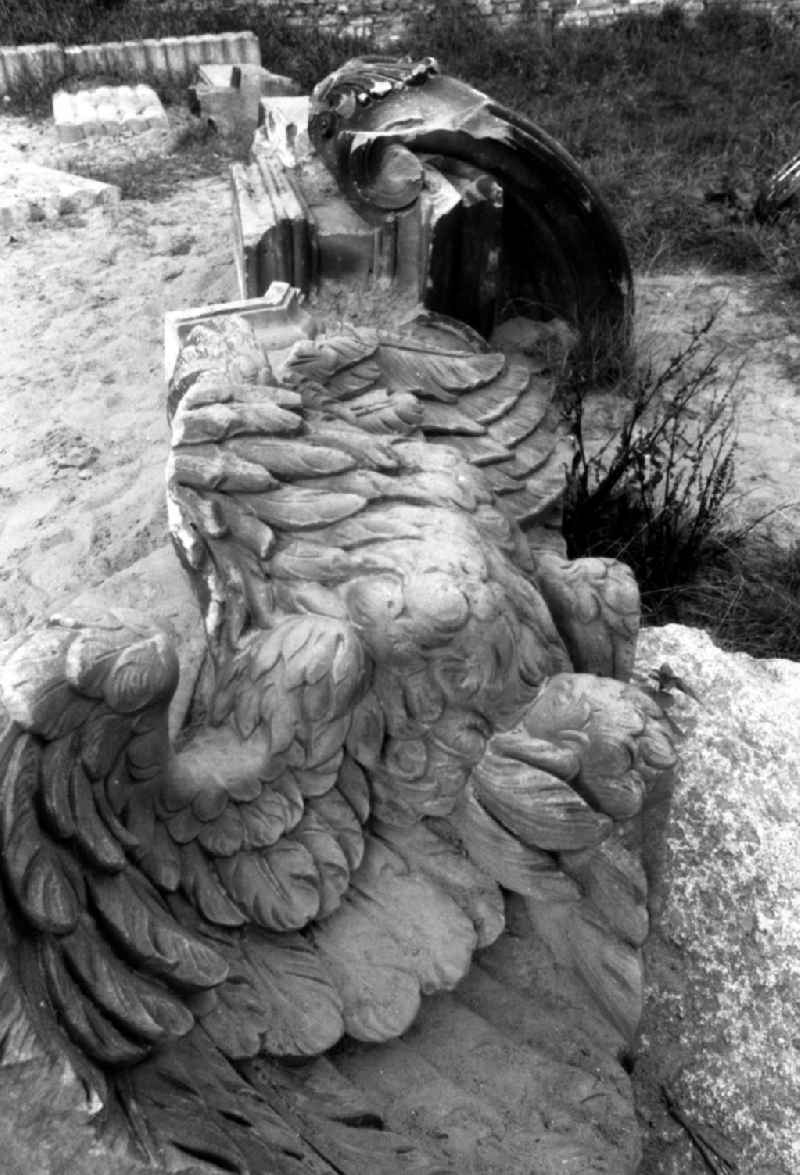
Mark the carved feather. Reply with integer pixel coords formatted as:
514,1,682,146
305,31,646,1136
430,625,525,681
1,735,80,934
40,935,151,1065
348,835,477,994
87,868,229,988
215,841,322,931
172,398,302,446
473,746,612,852
441,784,581,902
309,900,421,1042
375,819,505,949
559,836,649,948
202,929,346,1060
178,839,248,927
61,915,195,1043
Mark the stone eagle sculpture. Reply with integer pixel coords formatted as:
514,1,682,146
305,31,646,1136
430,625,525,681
0,58,674,1175
0,308,675,1173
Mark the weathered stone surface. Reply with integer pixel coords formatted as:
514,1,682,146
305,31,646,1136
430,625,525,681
0,163,119,233
0,42,63,91
422,163,504,338
197,62,301,96
634,624,800,1175
53,85,167,142
230,155,316,297
63,544,206,740
164,282,316,382
256,95,312,167
310,186,377,284
308,58,632,345
335,893,642,1174
189,64,277,139
0,1055,157,1175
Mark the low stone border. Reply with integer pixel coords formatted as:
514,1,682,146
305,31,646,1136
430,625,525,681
0,32,260,95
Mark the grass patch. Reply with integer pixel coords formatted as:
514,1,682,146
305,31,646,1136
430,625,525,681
562,312,737,606
669,532,800,659
560,313,800,658
399,1,800,284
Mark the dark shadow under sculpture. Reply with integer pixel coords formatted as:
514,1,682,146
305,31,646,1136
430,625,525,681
0,60,674,1175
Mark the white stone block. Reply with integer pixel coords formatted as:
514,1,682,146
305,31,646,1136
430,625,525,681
232,32,261,65
123,40,150,73
100,42,123,71
0,42,63,89
52,84,167,141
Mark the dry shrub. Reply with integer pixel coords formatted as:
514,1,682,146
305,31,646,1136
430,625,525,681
561,313,800,658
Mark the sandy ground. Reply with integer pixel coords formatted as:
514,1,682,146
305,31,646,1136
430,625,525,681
0,110,241,639
637,270,800,540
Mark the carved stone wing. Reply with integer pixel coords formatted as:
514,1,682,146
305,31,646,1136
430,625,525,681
434,671,678,1039
0,609,478,1174
0,610,224,1073
280,313,640,681
280,310,574,549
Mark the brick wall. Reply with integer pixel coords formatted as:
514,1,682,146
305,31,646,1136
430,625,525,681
132,0,543,44
131,0,793,46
